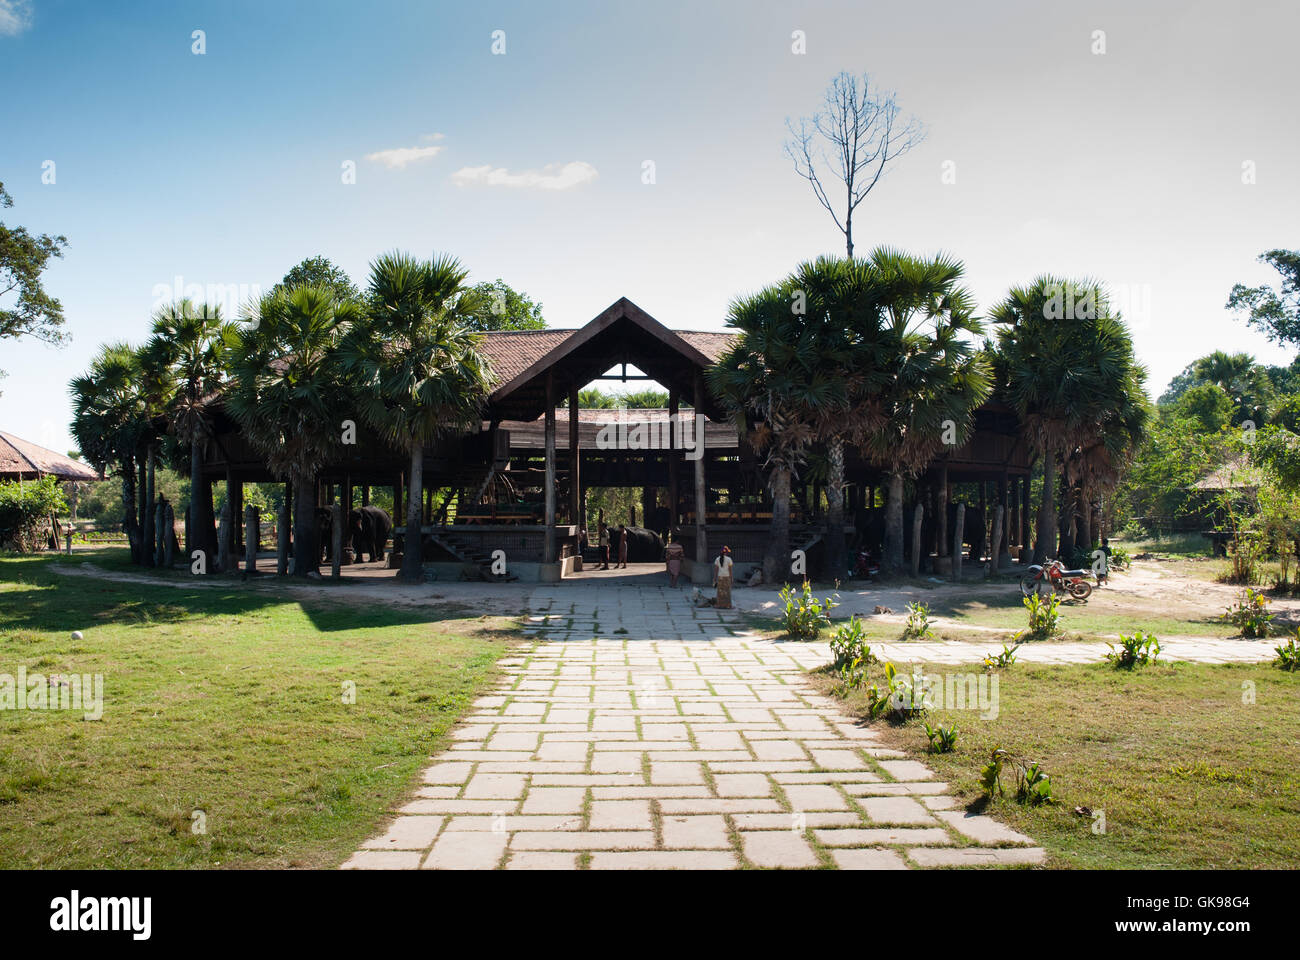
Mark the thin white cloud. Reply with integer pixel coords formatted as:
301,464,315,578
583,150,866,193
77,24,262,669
451,161,598,191
365,135,446,169
0,0,33,36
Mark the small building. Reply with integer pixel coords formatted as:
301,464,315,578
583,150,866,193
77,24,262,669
0,431,99,484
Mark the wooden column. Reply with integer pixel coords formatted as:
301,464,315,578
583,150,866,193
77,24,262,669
1021,471,1032,553
668,389,680,535
229,473,243,553
937,465,949,557
693,373,708,564
569,384,580,526
544,371,557,565
361,485,370,507
951,503,965,582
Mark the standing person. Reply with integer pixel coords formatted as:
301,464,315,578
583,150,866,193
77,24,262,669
713,545,734,609
618,525,629,568
664,535,684,587
598,522,610,569
1096,537,1112,585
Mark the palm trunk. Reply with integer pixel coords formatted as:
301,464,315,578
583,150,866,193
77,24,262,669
400,441,424,583
825,437,846,579
292,474,318,577
190,440,217,574
1034,454,1057,563
120,455,142,563
143,445,156,567
764,465,792,583
137,455,148,564
884,472,905,573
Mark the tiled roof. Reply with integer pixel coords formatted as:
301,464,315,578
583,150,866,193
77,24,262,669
0,431,100,481
477,327,738,385
477,329,576,386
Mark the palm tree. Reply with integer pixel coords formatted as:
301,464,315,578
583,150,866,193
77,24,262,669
708,284,821,582
786,256,887,578
858,248,991,572
340,252,493,584
69,343,148,562
226,287,358,576
142,300,237,570
992,276,1146,562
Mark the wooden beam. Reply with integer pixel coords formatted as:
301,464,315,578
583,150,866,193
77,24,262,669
569,384,580,526
544,371,556,564
668,389,679,536
693,372,707,564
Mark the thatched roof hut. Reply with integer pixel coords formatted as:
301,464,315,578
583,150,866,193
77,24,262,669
0,431,99,483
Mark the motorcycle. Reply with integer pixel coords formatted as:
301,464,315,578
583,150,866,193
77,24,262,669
1020,559,1093,600
852,548,881,581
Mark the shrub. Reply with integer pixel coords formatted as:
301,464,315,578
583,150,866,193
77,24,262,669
829,615,874,669
865,662,926,721
980,748,1057,805
923,721,958,753
0,477,67,552
1106,631,1161,668
982,642,1021,671
1108,545,1131,569
778,580,837,641
1016,592,1061,642
1223,588,1274,638
1274,635,1300,672
901,601,935,640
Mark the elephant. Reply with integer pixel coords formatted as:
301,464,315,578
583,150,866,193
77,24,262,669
315,507,335,562
613,525,665,563
348,506,392,563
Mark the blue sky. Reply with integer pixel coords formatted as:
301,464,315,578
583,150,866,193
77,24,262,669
2,0,1299,454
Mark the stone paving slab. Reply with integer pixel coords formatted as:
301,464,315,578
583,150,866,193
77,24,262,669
343,583,1056,871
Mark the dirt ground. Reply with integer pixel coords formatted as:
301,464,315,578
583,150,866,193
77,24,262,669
49,556,1300,640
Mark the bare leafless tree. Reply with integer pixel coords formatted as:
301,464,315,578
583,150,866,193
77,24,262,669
785,72,926,257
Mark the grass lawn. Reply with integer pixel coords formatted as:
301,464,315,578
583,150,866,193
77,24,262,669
0,550,516,869
813,658,1300,869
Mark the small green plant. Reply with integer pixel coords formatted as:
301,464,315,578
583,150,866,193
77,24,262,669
1224,588,1273,638
1016,760,1057,805
1274,634,1300,672
979,748,1008,796
982,642,1021,671
1107,545,1131,569
979,748,1056,805
778,580,838,641
1016,592,1061,642
923,720,958,753
865,662,926,721
901,601,935,640
829,615,874,668
836,656,869,693
1106,631,1161,668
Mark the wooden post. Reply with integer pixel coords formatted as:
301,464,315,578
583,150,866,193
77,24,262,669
668,389,679,535
362,485,370,507
217,500,233,572
937,466,949,557
693,373,707,564
163,500,176,569
951,503,965,582
331,501,343,579
569,384,580,526
544,371,556,565
1021,472,1032,556
340,474,353,565
276,499,290,575
990,503,1005,573
910,501,924,578
244,505,259,575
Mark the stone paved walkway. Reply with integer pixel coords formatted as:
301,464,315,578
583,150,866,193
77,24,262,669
343,584,1047,870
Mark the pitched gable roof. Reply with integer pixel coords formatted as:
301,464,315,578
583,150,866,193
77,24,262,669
0,432,100,481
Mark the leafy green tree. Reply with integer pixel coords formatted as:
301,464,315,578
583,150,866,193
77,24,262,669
341,252,493,583
455,279,545,331
1169,382,1235,433
859,249,990,571
1,182,68,387
992,277,1148,562
141,301,238,569
1227,249,1300,346
69,343,148,561
709,286,822,582
273,256,361,304
227,287,359,576
1159,351,1273,426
